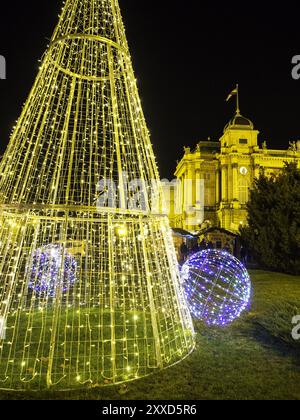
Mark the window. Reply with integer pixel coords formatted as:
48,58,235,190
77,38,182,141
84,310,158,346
203,173,215,206
216,241,222,249
239,138,248,145
238,179,249,204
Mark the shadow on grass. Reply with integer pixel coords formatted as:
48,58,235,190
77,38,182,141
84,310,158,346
243,319,300,369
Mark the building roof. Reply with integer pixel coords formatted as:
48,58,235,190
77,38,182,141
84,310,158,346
194,140,220,154
172,227,237,238
198,227,237,237
172,228,197,238
224,111,254,133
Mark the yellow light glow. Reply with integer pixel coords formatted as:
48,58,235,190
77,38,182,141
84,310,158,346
0,0,195,391
116,225,128,237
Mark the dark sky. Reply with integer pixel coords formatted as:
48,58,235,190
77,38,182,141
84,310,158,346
0,0,300,178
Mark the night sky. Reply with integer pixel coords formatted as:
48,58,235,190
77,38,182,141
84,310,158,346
0,0,300,178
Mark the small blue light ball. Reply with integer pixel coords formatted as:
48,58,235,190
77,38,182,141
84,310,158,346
181,249,251,326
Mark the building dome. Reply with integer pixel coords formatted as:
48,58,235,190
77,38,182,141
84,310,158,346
224,112,254,133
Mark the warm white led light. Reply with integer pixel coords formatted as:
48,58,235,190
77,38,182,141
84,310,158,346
0,0,194,390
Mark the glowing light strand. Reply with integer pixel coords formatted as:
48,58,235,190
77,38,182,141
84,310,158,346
0,0,194,390
181,250,251,326
28,244,77,297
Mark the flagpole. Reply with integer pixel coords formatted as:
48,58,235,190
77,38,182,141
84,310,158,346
236,83,240,114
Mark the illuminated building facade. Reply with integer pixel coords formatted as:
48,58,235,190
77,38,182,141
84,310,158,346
168,109,300,233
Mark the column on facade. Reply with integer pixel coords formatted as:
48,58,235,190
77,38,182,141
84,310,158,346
232,163,239,201
174,176,180,221
254,164,260,179
221,164,228,202
195,169,204,226
184,165,193,213
180,175,184,214
195,169,201,208
192,169,198,208
177,174,185,228
215,169,220,204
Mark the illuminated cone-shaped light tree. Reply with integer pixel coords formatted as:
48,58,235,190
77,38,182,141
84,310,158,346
0,0,194,389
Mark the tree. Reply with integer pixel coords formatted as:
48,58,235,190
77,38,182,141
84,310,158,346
240,162,300,275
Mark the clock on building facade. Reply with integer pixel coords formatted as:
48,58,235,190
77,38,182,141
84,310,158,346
240,166,248,176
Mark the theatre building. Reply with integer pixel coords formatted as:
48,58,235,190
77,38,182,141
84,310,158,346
165,109,300,234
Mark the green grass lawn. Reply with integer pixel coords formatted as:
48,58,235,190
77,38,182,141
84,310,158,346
0,270,300,400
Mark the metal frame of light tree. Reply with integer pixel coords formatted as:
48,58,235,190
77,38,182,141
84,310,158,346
0,0,194,390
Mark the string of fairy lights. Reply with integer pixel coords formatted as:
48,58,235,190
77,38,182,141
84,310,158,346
0,0,195,390
181,250,251,326
0,2,159,209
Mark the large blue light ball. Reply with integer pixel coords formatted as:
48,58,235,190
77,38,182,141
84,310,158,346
181,249,251,326
28,244,77,297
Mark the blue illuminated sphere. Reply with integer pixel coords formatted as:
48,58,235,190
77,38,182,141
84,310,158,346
181,250,251,326
28,244,77,297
